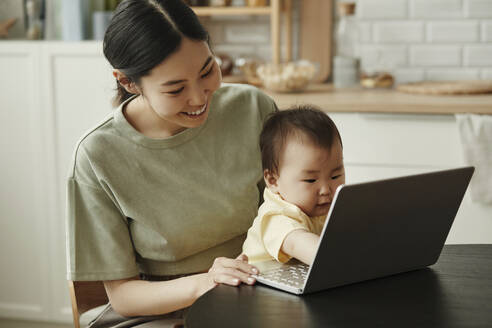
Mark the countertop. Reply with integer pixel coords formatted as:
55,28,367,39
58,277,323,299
261,83,492,115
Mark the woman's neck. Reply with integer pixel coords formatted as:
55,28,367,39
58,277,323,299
123,95,186,139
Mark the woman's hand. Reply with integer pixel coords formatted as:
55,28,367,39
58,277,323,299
207,254,259,287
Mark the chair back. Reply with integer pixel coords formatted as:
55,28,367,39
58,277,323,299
68,280,109,328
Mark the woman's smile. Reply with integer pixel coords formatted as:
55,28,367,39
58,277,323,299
181,102,208,119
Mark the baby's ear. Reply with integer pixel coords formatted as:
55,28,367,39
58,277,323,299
264,169,279,192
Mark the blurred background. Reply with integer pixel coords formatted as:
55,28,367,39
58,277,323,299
1,0,491,327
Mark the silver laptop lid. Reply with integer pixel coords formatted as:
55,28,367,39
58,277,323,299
303,166,474,294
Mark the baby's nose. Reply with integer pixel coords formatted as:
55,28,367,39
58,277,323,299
319,185,331,196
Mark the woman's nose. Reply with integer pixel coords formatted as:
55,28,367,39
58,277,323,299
188,84,208,106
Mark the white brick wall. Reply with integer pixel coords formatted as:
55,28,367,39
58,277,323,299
464,45,492,66
345,0,492,82
358,0,408,19
483,21,492,41
411,0,463,19
203,0,492,82
410,45,462,66
482,69,492,79
427,21,479,43
465,0,492,18
373,22,424,43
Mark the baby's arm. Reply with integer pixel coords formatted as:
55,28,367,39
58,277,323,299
281,230,319,265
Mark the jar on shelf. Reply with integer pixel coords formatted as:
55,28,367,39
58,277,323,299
333,2,360,88
360,49,395,89
335,2,358,59
209,0,232,6
26,0,43,40
247,0,268,6
92,0,120,40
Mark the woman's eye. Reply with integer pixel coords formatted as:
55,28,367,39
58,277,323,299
332,175,341,180
167,87,184,95
303,179,316,183
201,66,214,78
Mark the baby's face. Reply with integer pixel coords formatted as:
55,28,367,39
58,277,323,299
267,135,345,217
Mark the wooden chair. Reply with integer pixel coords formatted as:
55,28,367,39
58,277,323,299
68,280,109,328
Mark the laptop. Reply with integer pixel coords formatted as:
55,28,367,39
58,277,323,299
252,166,474,294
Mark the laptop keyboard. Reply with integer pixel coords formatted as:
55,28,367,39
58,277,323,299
257,262,309,289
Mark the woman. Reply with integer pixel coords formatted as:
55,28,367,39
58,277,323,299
66,0,277,326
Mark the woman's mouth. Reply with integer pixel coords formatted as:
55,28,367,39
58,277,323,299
182,103,207,118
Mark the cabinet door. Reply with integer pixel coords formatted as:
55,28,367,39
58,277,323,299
328,112,492,245
0,43,51,321
329,112,462,167
42,42,115,321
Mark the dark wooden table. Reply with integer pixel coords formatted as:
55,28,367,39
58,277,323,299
186,245,492,328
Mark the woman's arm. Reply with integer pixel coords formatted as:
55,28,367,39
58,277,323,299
281,230,320,265
104,254,258,317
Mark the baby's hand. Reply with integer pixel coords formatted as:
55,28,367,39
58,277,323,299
207,254,259,286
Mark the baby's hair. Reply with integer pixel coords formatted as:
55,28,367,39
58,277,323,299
260,105,342,174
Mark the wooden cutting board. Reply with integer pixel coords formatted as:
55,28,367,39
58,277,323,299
396,81,492,95
299,0,333,83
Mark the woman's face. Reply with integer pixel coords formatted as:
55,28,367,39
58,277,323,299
137,38,222,136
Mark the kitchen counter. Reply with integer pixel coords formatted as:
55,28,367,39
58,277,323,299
261,83,492,115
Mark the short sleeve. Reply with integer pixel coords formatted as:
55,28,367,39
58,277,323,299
66,178,139,281
66,143,139,281
262,214,309,263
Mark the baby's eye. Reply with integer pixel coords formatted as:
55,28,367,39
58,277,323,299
303,179,316,183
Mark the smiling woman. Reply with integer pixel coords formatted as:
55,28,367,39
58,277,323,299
119,39,221,138
65,0,277,327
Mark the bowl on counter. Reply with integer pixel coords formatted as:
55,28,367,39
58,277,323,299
256,60,317,93
235,56,264,86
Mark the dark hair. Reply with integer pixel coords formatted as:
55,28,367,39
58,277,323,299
260,105,343,174
103,0,209,106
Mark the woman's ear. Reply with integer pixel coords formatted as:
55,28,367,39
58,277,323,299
113,70,140,95
264,169,279,193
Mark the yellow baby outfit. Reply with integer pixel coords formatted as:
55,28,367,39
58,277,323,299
243,188,326,264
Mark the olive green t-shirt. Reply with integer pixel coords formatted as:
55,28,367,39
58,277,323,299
66,83,277,281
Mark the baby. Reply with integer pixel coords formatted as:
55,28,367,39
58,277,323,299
243,105,345,265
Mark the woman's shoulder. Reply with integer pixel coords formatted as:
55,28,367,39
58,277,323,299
75,112,117,151
212,83,277,118
214,83,271,101
68,112,118,180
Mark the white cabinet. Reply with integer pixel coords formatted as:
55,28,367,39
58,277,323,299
44,42,115,323
0,41,490,323
328,112,492,244
0,43,51,321
0,41,113,323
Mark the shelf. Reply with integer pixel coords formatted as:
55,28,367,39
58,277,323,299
191,6,272,16
190,0,291,64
